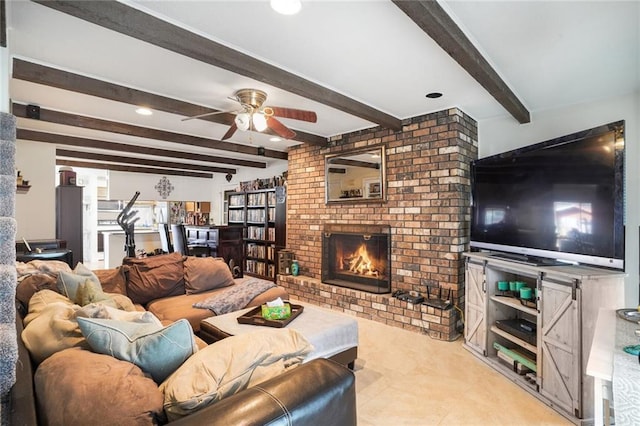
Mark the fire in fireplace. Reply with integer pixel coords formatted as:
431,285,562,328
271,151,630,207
322,224,391,294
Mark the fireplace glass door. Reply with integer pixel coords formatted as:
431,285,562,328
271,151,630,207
322,224,391,293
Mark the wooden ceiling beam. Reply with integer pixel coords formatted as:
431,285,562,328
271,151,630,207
34,0,403,131
392,0,530,124
56,159,212,179
12,103,288,160
12,58,328,146
56,149,235,175
17,129,264,169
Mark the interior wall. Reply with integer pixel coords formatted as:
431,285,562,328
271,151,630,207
14,140,56,240
478,92,640,305
14,137,289,237
108,171,215,202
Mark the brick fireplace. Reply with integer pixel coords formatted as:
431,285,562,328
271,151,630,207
279,108,478,340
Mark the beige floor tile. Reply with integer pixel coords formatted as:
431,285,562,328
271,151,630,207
354,316,573,425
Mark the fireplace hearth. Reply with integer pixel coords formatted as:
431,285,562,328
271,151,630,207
322,224,391,294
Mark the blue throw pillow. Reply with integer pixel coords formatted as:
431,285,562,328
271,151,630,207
77,317,197,383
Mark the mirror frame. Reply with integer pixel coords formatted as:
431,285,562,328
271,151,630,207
325,145,386,204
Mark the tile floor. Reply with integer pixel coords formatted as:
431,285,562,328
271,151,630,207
353,316,572,425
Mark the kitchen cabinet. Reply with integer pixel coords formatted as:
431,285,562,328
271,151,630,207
463,252,624,423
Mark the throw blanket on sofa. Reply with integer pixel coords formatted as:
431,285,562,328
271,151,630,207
193,278,276,315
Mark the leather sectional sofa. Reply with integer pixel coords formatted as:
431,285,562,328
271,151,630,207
9,253,357,425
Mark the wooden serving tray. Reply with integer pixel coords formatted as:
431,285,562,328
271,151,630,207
237,303,304,328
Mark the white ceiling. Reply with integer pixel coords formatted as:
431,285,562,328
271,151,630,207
6,0,639,175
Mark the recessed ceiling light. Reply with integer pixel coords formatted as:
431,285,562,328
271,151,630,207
270,137,282,142
270,0,302,15
136,107,153,116
425,92,443,99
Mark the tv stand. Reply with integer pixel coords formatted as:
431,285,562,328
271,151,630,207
488,252,565,267
463,251,625,424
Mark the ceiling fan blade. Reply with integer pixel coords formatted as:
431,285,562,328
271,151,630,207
221,122,238,140
266,116,297,139
269,106,317,123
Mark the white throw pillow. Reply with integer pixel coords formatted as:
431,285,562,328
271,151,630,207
160,328,313,421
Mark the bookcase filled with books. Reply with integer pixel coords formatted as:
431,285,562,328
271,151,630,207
226,188,286,281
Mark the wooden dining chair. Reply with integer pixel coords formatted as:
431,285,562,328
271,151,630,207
158,223,173,253
171,224,210,257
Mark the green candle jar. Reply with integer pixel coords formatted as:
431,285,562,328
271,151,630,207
497,281,509,291
520,287,533,300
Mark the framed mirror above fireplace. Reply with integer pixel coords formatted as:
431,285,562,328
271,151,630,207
325,145,386,204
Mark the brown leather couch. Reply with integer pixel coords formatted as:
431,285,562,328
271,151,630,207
9,302,357,425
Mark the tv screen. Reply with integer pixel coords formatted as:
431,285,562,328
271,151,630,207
470,121,625,270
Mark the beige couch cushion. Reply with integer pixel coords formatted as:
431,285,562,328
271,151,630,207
15,259,72,308
35,347,165,426
93,266,128,295
16,273,58,309
21,291,88,363
147,284,289,332
124,252,185,305
22,290,144,363
160,328,312,421
183,256,234,294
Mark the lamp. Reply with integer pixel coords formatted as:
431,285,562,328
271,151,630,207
252,112,268,132
270,0,301,15
234,113,251,131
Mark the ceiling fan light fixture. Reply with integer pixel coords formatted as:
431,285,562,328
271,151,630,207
253,112,268,132
234,113,251,131
270,0,301,15
135,107,153,116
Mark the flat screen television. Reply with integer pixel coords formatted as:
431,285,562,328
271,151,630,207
470,120,625,270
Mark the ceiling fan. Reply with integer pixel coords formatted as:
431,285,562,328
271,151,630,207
182,88,317,141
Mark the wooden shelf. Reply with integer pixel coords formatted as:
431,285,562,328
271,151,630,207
490,295,537,316
491,325,538,354
16,184,31,194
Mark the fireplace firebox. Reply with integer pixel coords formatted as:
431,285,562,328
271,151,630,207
322,224,391,294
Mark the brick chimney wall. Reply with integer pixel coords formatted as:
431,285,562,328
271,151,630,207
279,108,478,340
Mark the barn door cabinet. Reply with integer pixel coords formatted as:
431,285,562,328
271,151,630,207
463,252,624,424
